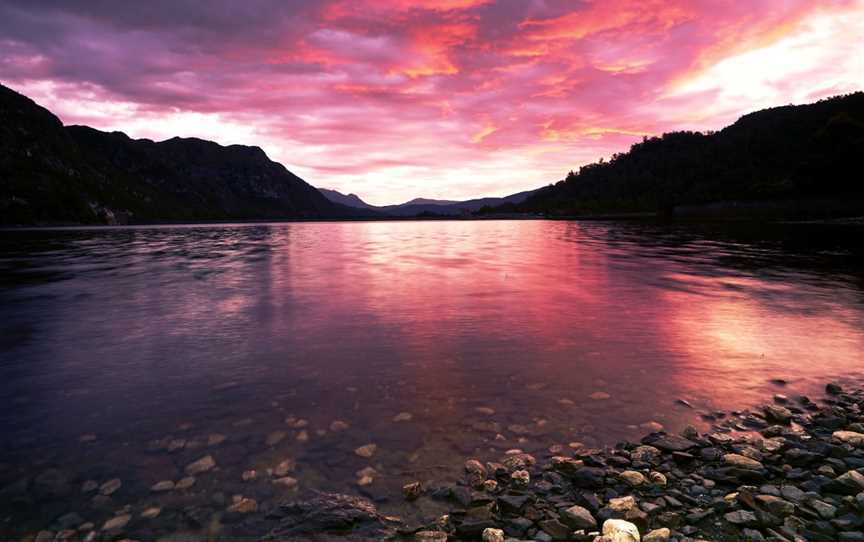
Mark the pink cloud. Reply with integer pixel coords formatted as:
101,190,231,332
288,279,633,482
0,0,861,205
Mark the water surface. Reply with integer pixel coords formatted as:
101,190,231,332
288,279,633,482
1,220,863,539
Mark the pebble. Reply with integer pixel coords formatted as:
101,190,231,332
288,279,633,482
265,430,287,446
393,412,413,422
141,507,161,519
330,420,350,431
590,391,611,400
99,478,122,496
273,476,298,489
102,514,131,531
226,497,258,514
481,528,504,542
354,444,377,458
175,477,196,490
150,480,174,492
185,455,216,475
403,481,422,500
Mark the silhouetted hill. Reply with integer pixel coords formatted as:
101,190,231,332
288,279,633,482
0,83,372,224
319,187,538,217
317,188,378,210
502,93,864,218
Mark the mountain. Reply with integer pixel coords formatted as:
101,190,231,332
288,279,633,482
0,83,372,225
317,188,378,210
500,92,864,218
402,198,460,206
318,187,538,217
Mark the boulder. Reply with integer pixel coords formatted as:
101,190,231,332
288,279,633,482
260,492,395,540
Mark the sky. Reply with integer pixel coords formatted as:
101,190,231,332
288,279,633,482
1,1,862,205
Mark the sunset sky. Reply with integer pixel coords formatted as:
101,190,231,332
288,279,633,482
1,1,862,205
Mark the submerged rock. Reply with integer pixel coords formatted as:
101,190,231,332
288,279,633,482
185,455,216,476
260,492,395,540
354,444,377,458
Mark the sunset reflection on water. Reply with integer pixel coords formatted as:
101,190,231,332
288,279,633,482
0,219,863,529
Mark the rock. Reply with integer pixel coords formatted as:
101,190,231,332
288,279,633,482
560,504,597,529
763,405,793,424
261,492,394,539
724,453,764,470
273,476,298,489
809,499,836,519
465,459,487,478
475,407,496,415
724,510,758,527
185,455,216,475
167,438,187,452
141,507,161,519
643,528,670,542
175,477,196,490
640,421,664,432
754,495,795,517
242,470,258,481
608,496,637,513
81,480,98,493
620,470,647,487
539,518,571,540
354,444,377,458
393,412,413,422
510,470,530,487
274,458,296,477
780,485,806,503
35,531,54,542
415,531,448,542
590,391,611,400
227,497,258,514
550,456,584,475
833,431,864,447
207,433,226,446
497,494,531,514
102,514,131,531
482,527,505,542
402,481,422,501
681,425,699,440
266,430,287,446
150,480,174,492
649,471,667,486
823,470,864,495
826,382,843,395
600,519,640,541
501,453,535,471
631,445,661,464
99,478,122,496
642,433,697,452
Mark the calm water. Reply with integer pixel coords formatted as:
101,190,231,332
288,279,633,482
1,220,863,539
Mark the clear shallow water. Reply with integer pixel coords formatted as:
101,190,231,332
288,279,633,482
1,219,863,538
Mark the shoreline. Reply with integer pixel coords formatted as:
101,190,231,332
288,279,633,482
9,381,864,541
3,214,864,231
382,380,864,542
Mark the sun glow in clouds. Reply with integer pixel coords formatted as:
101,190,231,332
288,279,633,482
0,0,861,205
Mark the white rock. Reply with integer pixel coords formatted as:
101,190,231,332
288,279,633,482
601,519,641,541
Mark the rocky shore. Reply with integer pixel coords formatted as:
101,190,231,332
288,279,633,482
9,381,864,542
389,381,864,542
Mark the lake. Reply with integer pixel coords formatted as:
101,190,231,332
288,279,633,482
1,219,863,539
